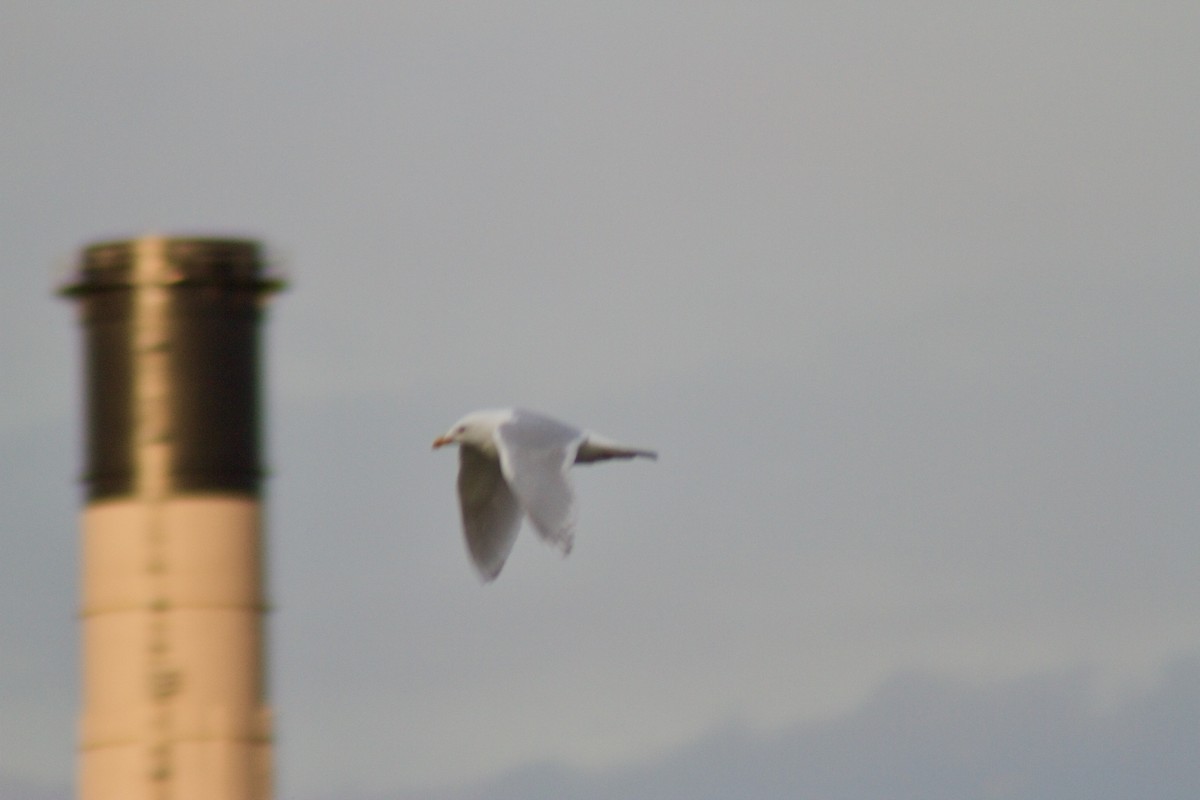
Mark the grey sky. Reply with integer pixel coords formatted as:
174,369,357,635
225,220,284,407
3,3,1198,798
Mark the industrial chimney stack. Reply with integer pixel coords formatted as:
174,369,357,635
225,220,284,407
62,236,282,800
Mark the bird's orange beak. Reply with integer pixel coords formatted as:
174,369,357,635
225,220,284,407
432,435,452,450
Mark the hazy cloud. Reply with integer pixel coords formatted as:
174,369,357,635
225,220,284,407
336,658,1200,800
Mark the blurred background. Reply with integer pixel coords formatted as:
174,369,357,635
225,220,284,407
3,4,1198,798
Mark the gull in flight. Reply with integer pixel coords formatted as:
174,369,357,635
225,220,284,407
433,408,656,581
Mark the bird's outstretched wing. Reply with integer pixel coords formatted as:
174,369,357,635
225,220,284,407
575,433,658,463
495,411,582,554
457,445,522,581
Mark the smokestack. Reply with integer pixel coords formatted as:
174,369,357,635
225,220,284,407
62,236,283,800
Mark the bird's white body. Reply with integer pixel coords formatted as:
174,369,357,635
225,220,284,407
434,408,656,581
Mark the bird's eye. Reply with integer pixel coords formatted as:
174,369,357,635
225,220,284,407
455,426,466,435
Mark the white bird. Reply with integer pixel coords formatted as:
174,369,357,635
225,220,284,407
433,408,656,581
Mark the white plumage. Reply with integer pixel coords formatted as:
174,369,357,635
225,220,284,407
433,408,656,581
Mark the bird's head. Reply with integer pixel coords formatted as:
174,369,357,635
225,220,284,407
432,409,509,454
